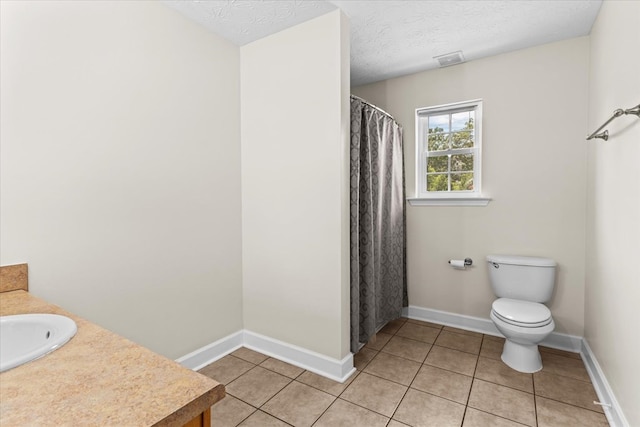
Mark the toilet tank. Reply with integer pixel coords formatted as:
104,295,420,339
486,255,557,303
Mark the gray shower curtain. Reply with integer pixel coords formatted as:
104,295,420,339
350,95,407,354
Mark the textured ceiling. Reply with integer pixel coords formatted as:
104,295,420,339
162,1,337,46
164,0,602,86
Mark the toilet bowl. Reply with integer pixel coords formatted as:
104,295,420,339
490,298,555,372
486,255,557,373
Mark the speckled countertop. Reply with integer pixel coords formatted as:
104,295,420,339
0,290,225,426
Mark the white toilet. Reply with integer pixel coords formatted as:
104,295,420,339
486,254,557,373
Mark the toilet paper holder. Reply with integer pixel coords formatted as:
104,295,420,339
448,258,473,267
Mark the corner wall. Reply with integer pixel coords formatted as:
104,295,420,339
0,1,243,359
353,37,589,338
585,1,640,425
241,10,351,361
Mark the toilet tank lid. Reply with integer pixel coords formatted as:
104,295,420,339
486,255,556,267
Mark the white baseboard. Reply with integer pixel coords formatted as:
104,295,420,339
403,305,582,353
176,330,355,383
243,330,356,383
581,340,629,427
403,305,501,336
176,330,244,371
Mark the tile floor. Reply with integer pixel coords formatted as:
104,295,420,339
198,317,609,427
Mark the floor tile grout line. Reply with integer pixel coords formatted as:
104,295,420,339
221,392,259,421
225,364,295,421
392,341,546,397
468,407,532,426
309,396,343,427
337,385,405,421
209,322,599,427
292,374,356,399
363,325,529,423
378,347,431,364
224,391,254,407
258,362,306,382
225,363,260,386
228,381,397,426
471,376,538,397
534,394,609,415
466,380,538,426
532,367,539,427
539,348,583,360
462,334,484,412
256,408,296,427
459,406,468,427
473,358,537,396
386,324,442,424
256,376,316,427
420,367,606,421
365,320,409,423
385,364,416,423
230,375,293,409
233,406,258,427
460,334,484,427
534,368,594,384
364,337,437,388
406,320,586,358
379,340,479,364
287,377,341,401
425,341,481,356
407,384,473,407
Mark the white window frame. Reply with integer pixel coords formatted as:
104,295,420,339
408,99,491,206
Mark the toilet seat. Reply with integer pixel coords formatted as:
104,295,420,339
492,298,552,328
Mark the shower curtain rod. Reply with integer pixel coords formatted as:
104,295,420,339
586,103,640,141
351,94,396,121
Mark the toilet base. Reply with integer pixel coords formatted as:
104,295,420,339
501,339,542,373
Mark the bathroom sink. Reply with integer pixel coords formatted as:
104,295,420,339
0,313,77,372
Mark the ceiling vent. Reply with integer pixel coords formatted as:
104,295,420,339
434,51,466,67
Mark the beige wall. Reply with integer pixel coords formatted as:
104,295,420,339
0,1,243,359
586,1,640,425
353,37,589,337
241,10,351,360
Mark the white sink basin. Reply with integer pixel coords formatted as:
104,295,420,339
0,314,77,372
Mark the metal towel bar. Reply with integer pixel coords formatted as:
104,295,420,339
586,103,640,141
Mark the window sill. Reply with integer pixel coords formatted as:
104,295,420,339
407,197,492,207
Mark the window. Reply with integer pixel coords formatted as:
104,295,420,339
409,99,490,206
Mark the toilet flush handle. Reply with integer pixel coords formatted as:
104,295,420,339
492,263,500,269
